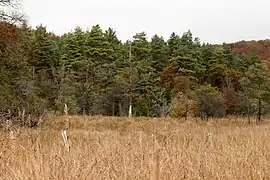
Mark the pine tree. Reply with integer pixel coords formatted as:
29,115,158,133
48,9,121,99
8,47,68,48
30,25,54,72
239,63,270,122
151,34,169,72
62,26,86,71
167,32,181,57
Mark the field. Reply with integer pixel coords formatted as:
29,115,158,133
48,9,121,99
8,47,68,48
0,116,270,180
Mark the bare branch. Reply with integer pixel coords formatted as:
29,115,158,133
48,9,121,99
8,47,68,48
0,0,25,25
0,0,20,8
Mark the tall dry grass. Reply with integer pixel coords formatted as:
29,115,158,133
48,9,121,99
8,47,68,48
0,116,270,180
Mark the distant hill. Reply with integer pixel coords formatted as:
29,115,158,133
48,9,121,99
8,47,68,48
229,39,270,68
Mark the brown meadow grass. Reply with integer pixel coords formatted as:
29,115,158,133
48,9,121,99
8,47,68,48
0,116,270,180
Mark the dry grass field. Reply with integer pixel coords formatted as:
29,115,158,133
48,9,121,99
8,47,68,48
0,116,270,180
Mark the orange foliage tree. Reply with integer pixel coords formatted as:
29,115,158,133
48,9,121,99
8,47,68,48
0,21,19,56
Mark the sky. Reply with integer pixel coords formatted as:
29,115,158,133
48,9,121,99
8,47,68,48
22,0,270,44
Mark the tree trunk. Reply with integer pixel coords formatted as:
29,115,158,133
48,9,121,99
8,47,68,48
112,100,115,116
185,97,189,120
118,101,123,116
247,98,251,124
128,97,132,118
257,98,262,123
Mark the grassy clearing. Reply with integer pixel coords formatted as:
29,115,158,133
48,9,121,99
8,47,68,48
0,116,270,179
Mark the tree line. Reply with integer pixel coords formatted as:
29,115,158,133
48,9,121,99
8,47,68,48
2,22,270,122
1,1,270,123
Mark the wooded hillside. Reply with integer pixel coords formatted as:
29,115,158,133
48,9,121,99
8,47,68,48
230,40,270,69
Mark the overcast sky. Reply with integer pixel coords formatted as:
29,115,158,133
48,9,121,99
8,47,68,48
22,0,270,44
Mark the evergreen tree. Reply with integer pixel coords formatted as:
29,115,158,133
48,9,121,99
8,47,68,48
29,25,54,71
239,63,270,122
62,26,86,71
151,34,169,72
167,32,181,57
